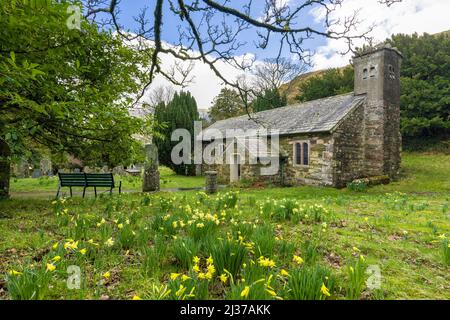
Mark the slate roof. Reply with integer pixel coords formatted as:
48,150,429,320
202,93,366,140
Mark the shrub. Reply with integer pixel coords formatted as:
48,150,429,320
285,265,335,300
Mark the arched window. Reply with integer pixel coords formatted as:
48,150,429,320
295,143,302,165
293,141,310,167
303,142,309,166
369,66,377,78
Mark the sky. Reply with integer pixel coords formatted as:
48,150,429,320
99,0,450,109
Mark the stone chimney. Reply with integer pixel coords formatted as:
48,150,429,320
353,44,403,178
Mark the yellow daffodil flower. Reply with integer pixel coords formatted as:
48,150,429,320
293,255,304,265
321,283,331,297
181,275,191,282
280,269,289,277
102,271,111,279
258,257,276,268
79,249,87,255
240,286,250,298
192,264,200,273
105,238,114,247
170,273,181,280
46,263,56,272
206,255,214,266
52,256,62,262
117,223,124,229
52,243,59,250
198,273,207,280
8,270,23,276
219,274,228,283
132,295,142,300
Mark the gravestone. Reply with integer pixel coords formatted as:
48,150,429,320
32,169,42,178
205,171,218,194
142,144,160,192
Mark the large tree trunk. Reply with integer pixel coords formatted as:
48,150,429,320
0,138,11,199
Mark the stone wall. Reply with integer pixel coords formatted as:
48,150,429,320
205,133,335,187
332,103,365,187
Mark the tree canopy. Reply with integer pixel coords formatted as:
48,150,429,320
388,33,450,142
208,88,246,123
0,0,156,197
296,67,354,102
252,89,287,113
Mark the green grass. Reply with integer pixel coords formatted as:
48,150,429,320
10,166,204,196
0,152,449,300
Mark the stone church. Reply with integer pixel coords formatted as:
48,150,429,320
202,44,402,188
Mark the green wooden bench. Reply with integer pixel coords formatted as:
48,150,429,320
57,173,122,198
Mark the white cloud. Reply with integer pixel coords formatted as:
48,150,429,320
311,0,450,70
142,47,252,109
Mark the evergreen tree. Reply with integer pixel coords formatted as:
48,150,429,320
253,89,287,112
154,91,199,175
388,33,450,144
296,67,354,102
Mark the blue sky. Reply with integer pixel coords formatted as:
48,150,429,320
96,0,327,61
85,0,450,108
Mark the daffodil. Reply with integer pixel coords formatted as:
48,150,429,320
176,284,186,298
105,238,114,247
207,265,216,275
102,271,111,279
258,256,276,268
181,275,191,282
438,234,446,240
8,270,23,276
79,249,87,255
52,256,62,262
198,272,207,280
170,273,181,280
240,286,250,298
266,289,277,297
193,256,200,264
52,243,59,250
46,263,56,272
219,274,228,283
132,295,142,300
117,223,124,230
321,283,331,297
352,246,360,252
192,264,200,273
280,269,289,277
293,255,304,265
